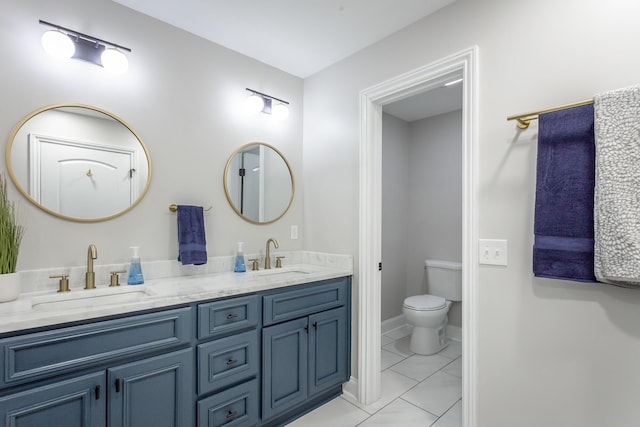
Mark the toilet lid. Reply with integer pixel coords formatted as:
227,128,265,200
404,295,447,311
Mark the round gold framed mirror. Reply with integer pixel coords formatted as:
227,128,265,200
5,104,152,222
223,142,294,224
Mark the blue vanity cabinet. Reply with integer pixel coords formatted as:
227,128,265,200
0,372,105,426
0,307,194,427
261,277,351,424
196,295,261,427
107,348,193,427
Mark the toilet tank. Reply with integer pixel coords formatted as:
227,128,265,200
425,259,463,302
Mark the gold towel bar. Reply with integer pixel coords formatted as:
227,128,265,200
168,203,213,213
507,98,594,129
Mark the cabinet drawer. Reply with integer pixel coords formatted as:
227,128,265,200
263,277,348,326
197,378,259,427
198,329,258,395
198,295,259,339
0,307,191,388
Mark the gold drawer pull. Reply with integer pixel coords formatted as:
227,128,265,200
226,410,237,419
226,359,238,365
226,313,239,320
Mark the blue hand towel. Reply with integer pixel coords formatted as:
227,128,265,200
533,103,597,282
177,205,207,265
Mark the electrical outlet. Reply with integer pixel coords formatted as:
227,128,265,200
479,239,508,266
291,225,299,240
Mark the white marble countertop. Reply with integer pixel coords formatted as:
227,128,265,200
0,252,352,335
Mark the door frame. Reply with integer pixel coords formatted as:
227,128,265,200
356,46,478,426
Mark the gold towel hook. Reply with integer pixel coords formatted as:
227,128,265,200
86,169,93,177
168,203,213,213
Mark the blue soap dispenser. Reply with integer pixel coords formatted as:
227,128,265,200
127,246,144,285
234,242,246,273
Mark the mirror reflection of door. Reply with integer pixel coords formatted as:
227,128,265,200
33,135,137,218
241,147,262,221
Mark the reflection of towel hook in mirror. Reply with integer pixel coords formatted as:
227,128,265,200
129,168,136,178
86,169,93,177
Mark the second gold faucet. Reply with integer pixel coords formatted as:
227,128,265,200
85,244,97,289
264,238,279,269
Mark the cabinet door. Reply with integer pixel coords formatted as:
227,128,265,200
0,372,105,427
309,307,349,396
108,348,193,427
262,317,308,420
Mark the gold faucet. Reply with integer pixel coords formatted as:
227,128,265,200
264,238,279,269
85,244,98,289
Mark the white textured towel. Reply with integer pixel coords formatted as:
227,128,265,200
594,85,640,287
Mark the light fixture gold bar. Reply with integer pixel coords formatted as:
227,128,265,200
507,98,594,129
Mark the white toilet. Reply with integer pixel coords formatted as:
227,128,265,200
403,259,462,355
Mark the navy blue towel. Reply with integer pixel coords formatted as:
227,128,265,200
533,104,597,282
177,205,207,265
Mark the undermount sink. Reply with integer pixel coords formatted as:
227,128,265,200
31,286,152,311
257,268,312,279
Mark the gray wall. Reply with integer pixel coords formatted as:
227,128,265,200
382,111,462,326
0,0,303,270
303,0,640,425
381,113,410,322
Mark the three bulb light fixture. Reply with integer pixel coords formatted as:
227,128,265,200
245,88,290,120
39,20,131,74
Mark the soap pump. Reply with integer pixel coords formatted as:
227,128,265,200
127,246,144,285
234,242,246,273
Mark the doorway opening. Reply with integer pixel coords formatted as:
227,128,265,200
356,46,478,426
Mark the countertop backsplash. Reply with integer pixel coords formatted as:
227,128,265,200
18,251,353,294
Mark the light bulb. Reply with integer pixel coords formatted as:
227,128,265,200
101,47,128,74
272,102,289,120
245,94,265,113
41,29,75,59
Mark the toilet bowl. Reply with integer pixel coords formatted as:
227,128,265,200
403,260,462,355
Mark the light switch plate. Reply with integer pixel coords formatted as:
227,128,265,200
291,225,299,240
479,239,508,266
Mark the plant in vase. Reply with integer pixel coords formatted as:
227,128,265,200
0,172,25,301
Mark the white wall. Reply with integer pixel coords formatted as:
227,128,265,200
381,113,410,322
0,0,303,270
303,0,640,425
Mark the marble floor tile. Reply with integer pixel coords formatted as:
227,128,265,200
286,395,369,427
390,353,452,382
380,334,395,347
401,371,462,416
381,348,405,371
439,340,462,359
432,399,463,427
382,335,414,358
359,398,438,427
348,369,418,415
441,356,462,378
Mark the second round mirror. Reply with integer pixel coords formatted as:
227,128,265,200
224,142,294,224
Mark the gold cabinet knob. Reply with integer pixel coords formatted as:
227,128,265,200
50,274,70,293
109,270,127,287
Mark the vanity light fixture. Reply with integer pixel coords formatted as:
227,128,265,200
245,88,289,120
39,20,131,74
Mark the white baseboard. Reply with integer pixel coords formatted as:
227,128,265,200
342,377,358,402
381,314,405,334
382,314,462,342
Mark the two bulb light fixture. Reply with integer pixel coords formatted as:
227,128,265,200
39,20,131,74
245,88,289,120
